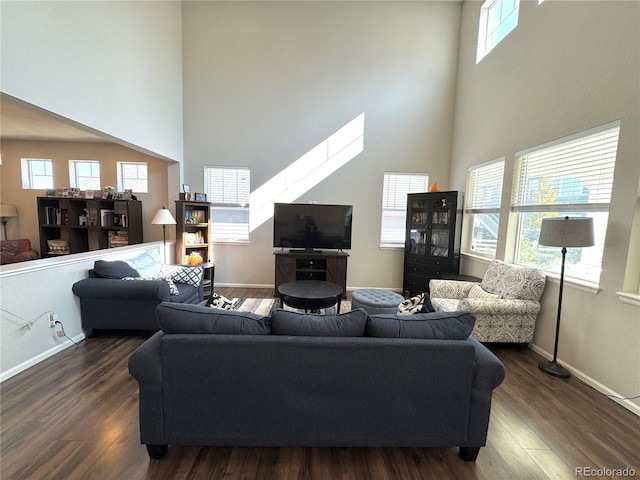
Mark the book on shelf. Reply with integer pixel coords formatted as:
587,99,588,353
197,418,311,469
108,230,129,247
45,207,68,225
101,209,116,227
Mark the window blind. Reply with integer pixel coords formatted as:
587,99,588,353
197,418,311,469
204,167,251,242
380,173,429,246
465,159,505,213
512,124,620,212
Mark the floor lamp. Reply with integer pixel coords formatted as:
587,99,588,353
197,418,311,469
151,207,176,263
538,216,594,379
0,204,18,240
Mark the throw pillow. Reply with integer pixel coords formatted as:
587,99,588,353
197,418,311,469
366,311,475,340
271,308,368,337
157,302,271,334
125,249,162,277
158,264,203,287
207,292,236,310
397,293,435,315
122,276,179,295
93,260,140,279
468,284,500,299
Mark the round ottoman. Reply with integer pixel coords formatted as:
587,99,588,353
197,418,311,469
351,289,404,315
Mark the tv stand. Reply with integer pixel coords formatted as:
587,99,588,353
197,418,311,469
274,250,348,298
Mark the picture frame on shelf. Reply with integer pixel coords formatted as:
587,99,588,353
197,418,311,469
182,184,191,194
194,193,207,202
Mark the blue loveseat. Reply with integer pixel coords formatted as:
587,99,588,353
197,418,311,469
128,303,505,461
72,250,203,336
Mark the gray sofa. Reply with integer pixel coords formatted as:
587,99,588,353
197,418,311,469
128,303,506,461
72,255,203,336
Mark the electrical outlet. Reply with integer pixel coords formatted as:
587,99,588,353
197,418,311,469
48,312,58,328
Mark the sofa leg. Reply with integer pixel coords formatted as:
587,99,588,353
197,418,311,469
459,447,480,461
146,444,168,459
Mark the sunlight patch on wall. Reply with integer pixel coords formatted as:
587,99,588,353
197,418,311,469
249,113,365,232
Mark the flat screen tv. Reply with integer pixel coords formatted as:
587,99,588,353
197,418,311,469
273,203,353,251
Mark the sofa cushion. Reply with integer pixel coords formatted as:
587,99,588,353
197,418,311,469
271,308,368,337
481,259,546,301
159,264,203,287
366,311,475,339
93,260,140,279
157,302,270,334
468,284,500,299
125,249,162,277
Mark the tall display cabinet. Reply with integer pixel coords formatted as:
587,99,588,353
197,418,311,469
403,191,464,297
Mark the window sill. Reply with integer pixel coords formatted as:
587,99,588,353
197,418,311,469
616,292,640,308
212,240,250,246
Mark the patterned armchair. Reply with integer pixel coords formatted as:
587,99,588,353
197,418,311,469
0,239,40,264
429,260,546,344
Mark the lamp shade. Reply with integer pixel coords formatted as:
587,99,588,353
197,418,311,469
151,208,176,225
538,216,595,248
0,204,18,218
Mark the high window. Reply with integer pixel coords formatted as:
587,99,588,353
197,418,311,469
204,166,250,242
380,173,429,248
512,122,620,284
117,162,148,193
69,160,101,189
477,0,520,63
465,159,505,258
21,158,54,189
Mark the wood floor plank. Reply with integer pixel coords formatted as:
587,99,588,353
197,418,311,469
2,288,640,480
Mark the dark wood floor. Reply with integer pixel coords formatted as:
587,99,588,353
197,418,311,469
2,288,639,480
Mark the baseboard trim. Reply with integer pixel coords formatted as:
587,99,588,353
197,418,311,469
0,333,86,383
528,344,640,417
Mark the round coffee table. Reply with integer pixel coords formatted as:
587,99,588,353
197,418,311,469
277,280,344,313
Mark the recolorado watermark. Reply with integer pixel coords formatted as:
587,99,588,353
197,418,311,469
575,466,636,477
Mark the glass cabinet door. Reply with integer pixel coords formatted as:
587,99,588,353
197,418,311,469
429,197,452,258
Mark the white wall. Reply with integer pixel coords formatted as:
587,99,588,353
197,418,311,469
450,1,640,413
181,1,462,290
0,243,169,381
0,0,184,163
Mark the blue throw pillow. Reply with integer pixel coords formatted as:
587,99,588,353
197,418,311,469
157,302,271,335
366,311,475,340
125,249,162,277
271,308,368,337
93,260,139,279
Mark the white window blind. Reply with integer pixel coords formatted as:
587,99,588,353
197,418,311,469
465,159,504,257
511,122,620,284
466,159,505,213
512,124,620,213
204,167,251,242
380,173,429,247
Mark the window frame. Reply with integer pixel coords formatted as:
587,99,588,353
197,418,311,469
465,158,505,258
477,0,520,63
204,166,251,243
510,121,621,285
380,172,429,248
21,158,54,190
69,159,101,190
117,162,148,193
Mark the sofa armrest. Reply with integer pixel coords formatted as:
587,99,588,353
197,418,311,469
469,337,506,391
128,331,164,384
72,277,171,301
429,280,477,299
458,298,541,315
